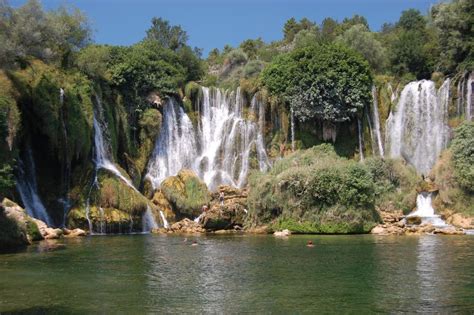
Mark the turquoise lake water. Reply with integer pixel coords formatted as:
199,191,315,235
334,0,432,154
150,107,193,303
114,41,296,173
1,234,473,313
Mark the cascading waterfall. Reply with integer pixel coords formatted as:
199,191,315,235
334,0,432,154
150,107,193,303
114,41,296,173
92,95,137,191
371,86,384,157
406,192,448,228
16,149,53,226
290,106,295,152
386,79,450,174
86,94,142,234
146,87,270,191
357,118,364,161
466,73,473,121
142,206,158,232
159,210,169,229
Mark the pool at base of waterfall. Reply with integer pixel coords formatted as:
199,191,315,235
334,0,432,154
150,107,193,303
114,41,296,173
1,235,474,313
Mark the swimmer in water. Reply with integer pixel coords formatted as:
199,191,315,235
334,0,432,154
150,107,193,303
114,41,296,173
307,240,314,247
191,240,198,246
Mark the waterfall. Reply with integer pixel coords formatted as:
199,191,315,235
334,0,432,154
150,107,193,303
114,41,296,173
93,95,137,191
146,87,270,191
290,106,295,152
16,149,53,226
142,206,158,232
466,73,473,121
386,79,450,174
406,192,448,227
159,210,169,229
357,118,364,161
371,86,384,157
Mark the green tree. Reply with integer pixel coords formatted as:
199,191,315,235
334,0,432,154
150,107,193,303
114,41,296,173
145,17,188,51
261,43,372,122
320,17,338,42
431,0,474,73
336,24,387,73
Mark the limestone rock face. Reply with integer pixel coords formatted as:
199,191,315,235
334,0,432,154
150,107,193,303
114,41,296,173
161,169,211,219
151,190,176,223
446,213,473,229
200,185,248,231
170,218,205,234
0,198,43,250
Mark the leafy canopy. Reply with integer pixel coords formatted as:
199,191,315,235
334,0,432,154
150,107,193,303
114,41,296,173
261,43,372,122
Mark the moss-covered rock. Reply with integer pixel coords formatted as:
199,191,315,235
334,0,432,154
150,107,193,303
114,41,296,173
161,169,211,219
67,169,154,233
0,198,43,251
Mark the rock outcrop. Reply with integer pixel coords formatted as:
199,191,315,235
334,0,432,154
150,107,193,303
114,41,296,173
0,198,43,251
371,206,465,235
160,169,211,219
199,185,248,230
169,218,205,234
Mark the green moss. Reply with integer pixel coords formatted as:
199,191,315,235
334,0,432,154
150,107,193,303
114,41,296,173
161,169,211,218
25,218,42,241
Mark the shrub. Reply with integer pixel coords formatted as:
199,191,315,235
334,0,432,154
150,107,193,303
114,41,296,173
451,122,474,192
247,144,379,233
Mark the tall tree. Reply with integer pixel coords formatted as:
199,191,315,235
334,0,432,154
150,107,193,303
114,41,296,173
145,17,188,51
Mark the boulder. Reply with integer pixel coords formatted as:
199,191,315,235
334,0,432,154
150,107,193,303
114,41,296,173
161,169,211,218
246,225,270,234
274,229,291,237
446,213,473,229
405,216,422,225
1,198,43,251
433,227,465,235
371,226,387,235
170,218,205,234
151,190,176,223
63,228,87,238
199,185,248,231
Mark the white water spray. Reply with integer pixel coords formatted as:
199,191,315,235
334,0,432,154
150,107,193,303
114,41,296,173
406,192,449,228
146,87,270,191
371,86,384,157
16,149,53,226
386,79,450,174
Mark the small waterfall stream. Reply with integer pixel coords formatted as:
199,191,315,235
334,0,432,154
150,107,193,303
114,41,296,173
142,206,158,232
357,118,364,161
371,86,384,157
146,87,270,191
16,149,53,226
466,73,473,121
386,79,450,174
406,192,449,228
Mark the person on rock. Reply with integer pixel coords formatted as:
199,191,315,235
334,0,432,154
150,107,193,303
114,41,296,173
201,205,208,213
219,191,225,206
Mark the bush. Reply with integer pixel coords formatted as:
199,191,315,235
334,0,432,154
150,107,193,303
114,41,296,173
247,144,380,233
364,157,418,213
451,122,474,192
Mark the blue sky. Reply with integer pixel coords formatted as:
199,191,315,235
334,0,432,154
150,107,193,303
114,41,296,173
12,0,439,56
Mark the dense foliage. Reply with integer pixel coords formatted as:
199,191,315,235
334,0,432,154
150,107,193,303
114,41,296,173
261,44,372,122
247,144,380,233
451,123,474,192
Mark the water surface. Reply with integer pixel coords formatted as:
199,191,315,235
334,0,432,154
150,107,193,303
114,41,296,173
1,235,473,313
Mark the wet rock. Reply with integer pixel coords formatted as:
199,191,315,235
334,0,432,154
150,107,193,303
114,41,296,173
274,229,291,237
246,225,270,234
151,190,176,223
63,228,87,238
433,227,465,235
199,185,248,231
161,169,211,219
446,213,473,229
1,198,43,251
371,226,387,235
405,216,422,225
170,218,205,234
